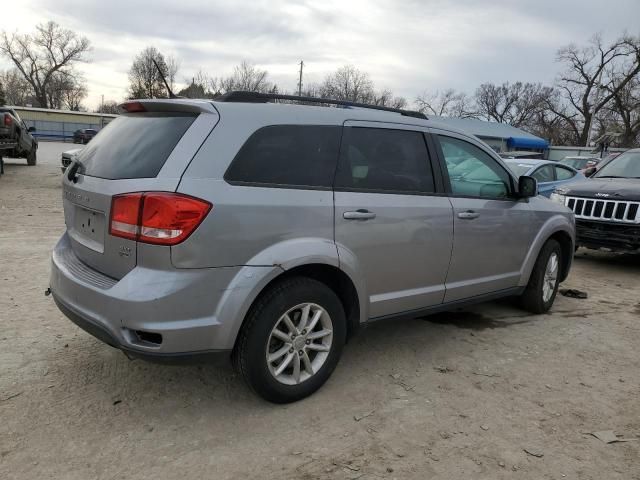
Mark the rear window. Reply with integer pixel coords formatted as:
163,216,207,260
560,158,588,169
224,125,342,188
77,113,197,179
506,163,533,176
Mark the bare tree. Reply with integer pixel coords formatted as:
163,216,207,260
218,61,272,93
415,89,476,118
178,70,220,98
43,70,87,110
0,21,90,108
0,77,5,105
96,100,120,114
372,89,407,109
165,55,180,91
474,82,553,127
319,65,375,103
554,33,640,145
60,79,88,111
602,74,640,147
128,46,177,99
0,69,31,105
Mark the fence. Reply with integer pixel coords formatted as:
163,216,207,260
546,146,628,161
23,118,115,142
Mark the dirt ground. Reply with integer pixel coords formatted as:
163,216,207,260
1,143,639,480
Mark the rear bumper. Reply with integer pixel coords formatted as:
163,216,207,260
52,294,229,364
49,233,268,357
576,219,640,253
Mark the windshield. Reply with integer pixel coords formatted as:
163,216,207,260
505,162,533,176
593,151,640,179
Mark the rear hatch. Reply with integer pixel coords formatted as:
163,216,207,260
61,100,219,279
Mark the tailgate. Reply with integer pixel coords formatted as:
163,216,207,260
61,103,219,279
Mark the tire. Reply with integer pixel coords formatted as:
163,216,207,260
234,277,346,403
26,147,37,166
520,239,562,314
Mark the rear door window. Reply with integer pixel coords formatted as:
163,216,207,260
531,165,555,182
334,127,435,193
225,125,342,188
555,165,575,180
77,113,197,180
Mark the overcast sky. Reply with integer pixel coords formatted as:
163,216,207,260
2,0,639,110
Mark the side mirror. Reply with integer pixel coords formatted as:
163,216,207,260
28,126,36,132
518,176,537,198
584,167,596,177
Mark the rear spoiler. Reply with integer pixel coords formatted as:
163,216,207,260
119,99,218,115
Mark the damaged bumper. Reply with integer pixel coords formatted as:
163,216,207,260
576,219,640,253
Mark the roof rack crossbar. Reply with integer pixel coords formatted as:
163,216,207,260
215,91,428,120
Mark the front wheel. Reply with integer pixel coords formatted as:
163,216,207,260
26,147,37,166
234,277,346,403
520,239,562,314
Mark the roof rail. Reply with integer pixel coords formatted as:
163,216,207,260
215,91,428,120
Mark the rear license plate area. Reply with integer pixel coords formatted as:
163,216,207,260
71,206,106,253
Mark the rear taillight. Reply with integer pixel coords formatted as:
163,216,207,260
3,114,12,126
109,192,212,246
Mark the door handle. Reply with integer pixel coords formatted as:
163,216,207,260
457,210,480,220
343,209,376,220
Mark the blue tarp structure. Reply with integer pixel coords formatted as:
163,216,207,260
507,137,549,150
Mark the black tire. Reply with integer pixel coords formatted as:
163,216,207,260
234,277,346,403
520,239,562,314
26,147,36,166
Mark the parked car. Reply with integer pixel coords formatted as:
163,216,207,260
60,148,83,173
49,94,575,403
0,107,38,165
587,151,622,176
559,156,600,176
505,159,585,197
73,128,98,144
551,148,640,253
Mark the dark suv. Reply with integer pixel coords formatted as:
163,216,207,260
551,148,640,252
73,129,98,144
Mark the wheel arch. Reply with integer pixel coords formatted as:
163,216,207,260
519,216,575,286
230,262,363,354
548,230,573,282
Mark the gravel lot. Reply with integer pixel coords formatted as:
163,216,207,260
1,142,639,480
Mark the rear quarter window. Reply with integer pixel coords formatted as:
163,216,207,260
224,125,342,188
77,113,197,180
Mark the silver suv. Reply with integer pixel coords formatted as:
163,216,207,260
50,93,575,403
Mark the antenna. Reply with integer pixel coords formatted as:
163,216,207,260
152,58,177,99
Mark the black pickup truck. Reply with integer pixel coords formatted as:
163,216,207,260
0,107,38,166
551,148,640,253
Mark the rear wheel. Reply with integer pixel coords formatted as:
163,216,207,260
520,239,562,314
234,277,346,403
26,146,36,166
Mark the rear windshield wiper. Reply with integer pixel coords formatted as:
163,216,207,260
67,159,84,183
595,175,624,178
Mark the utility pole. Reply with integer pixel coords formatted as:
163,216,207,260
297,60,304,96
100,94,105,128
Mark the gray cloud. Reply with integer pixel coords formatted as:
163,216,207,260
2,0,639,108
